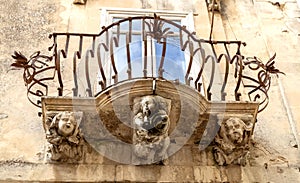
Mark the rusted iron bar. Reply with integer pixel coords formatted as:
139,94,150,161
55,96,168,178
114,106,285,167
11,51,55,108
11,15,283,113
217,54,230,101
194,44,206,92
72,51,79,96
85,50,94,97
142,18,148,77
56,50,64,96
110,36,119,83
185,38,194,85
96,42,108,90
126,33,132,79
205,55,215,101
158,38,166,78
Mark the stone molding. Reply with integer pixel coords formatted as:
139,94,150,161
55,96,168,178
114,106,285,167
41,78,259,165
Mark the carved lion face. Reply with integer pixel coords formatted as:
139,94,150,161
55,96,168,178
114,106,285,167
57,112,76,137
224,118,245,144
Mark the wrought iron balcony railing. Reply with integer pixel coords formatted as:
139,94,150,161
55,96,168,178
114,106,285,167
11,14,283,112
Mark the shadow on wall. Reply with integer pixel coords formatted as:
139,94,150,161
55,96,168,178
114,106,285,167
73,0,86,5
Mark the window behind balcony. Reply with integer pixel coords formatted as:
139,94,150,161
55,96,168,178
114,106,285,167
97,8,196,91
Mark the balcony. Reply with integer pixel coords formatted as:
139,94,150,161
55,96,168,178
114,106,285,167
11,14,283,165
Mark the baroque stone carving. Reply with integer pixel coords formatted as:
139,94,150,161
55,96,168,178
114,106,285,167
132,95,171,164
46,111,89,162
213,117,253,166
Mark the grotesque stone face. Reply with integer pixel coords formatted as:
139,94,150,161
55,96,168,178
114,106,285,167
151,110,169,134
134,96,170,133
141,96,157,117
46,111,88,162
57,112,76,137
213,117,253,166
224,118,245,144
132,95,171,164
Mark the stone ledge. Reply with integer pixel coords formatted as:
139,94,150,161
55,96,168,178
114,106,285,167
0,163,223,182
0,163,115,182
0,163,298,182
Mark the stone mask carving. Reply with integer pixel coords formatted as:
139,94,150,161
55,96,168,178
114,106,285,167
132,95,170,164
213,117,253,166
57,113,76,137
46,111,88,162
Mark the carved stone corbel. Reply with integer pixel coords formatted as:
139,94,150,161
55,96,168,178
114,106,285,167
132,95,171,164
213,117,253,166
45,111,90,162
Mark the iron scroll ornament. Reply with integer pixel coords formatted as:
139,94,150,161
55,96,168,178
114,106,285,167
145,13,174,43
242,53,285,112
10,51,56,108
10,15,284,113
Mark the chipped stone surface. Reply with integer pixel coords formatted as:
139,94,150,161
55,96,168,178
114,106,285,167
0,0,58,163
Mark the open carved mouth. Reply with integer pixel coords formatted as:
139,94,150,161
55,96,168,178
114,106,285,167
155,122,166,130
143,109,151,117
65,123,73,130
232,132,242,141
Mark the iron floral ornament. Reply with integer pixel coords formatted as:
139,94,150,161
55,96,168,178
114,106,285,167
11,51,55,108
145,13,174,43
11,15,284,113
242,53,285,112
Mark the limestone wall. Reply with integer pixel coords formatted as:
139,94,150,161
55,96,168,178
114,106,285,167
0,0,299,182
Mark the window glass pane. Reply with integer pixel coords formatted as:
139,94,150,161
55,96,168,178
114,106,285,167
130,34,143,78
155,36,186,82
114,34,143,81
162,19,181,33
109,16,188,83
113,18,142,31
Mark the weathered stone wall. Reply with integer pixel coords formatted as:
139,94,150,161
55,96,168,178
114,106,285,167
0,0,300,182
0,0,58,163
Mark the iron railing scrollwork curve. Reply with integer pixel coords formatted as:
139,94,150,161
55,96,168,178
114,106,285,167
11,15,283,112
11,51,55,108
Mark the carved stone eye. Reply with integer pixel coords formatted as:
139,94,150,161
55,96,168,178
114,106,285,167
225,124,232,131
234,124,240,129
